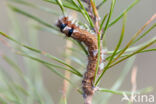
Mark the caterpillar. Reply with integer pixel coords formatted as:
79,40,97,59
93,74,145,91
56,16,105,103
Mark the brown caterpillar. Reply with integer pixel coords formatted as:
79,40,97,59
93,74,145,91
56,16,105,103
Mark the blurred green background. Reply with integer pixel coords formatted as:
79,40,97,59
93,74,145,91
0,0,156,104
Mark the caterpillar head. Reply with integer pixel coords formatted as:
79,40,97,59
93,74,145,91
56,16,77,37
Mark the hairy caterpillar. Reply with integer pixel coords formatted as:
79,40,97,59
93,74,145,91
56,16,105,103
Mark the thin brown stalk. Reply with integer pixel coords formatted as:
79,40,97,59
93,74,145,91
90,0,100,33
62,40,73,101
131,66,137,93
130,66,138,103
61,12,76,103
82,1,103,104
90,0,105,79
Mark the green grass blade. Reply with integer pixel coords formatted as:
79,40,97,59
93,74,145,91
7,7,22,41
41,62,73,84
102,13,127,74
99,87,153,95
76,41,88,55
95,54,136,86
2,55,26,81
17,52,72,84
96,13,127,86
8,4,58,31
101,0,116,39
106,21,155,62
108,45,155,55
117,48,156,59
96,0,107,9
99,13,108,31
3,83,24,104
13,84,29,96
8,0,58,15
106,38,156,68
19,53,82,77
95,0,117,86
44,0,80,11
69,56,85,68
107,36,156,59
138,48,156,53
99,88,132,95
44,54,82,76
1,56,31,102
132,23,156,45
2,56,22,75
111,14,156,64
109,37,156,68
77,0,94,27
0,32,82,77
0,65,34,104
62,0,94,27
108,0,140,27
94,33,101,83
56,0,65,15
99,56,135,104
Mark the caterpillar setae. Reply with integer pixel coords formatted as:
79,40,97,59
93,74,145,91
56,16,105,103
